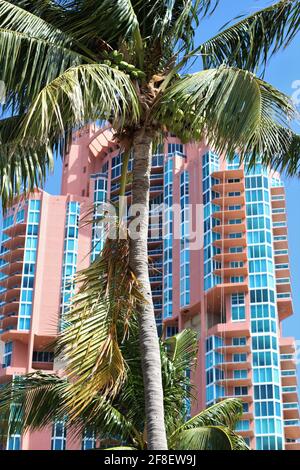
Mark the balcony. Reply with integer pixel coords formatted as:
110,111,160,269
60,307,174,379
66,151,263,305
219,360,251,371
272,224,287,237
212,194,245,208
0,327,30,343
1,260,23,276
213,266,248,279
281,370,298,386
149,185,164,194
219,393,253,404
217,377,252,387
213,236,247,249
148,249,163,258
0,273,22,289
216,343,251,355
207,321,251,339
148,238,163,246
272,212,287,224
1,300,19,316
213,250,248,263
0,313,18,329
154,304,163,311
207,281,249,296
280,354,297,370
3,222,26,237
274,251,289,263
212,222,246,235
284,420,300,440
213,208,246,221
275,267,290,281
283,403,300,420
285,441,300,450
2,235,26,250
212,169,244,181
0,287,21,302
282,388,299,403
0,247,25,263
271,198,285,210
212,181,245,194
273,239,288,251
276,279,291,294
277,296,293,321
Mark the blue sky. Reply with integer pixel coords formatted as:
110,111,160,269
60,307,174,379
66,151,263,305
1,1,299,367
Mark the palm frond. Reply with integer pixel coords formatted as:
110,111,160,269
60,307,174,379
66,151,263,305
200,0,300,72
54,235,144,420
45,0,143,62
0,0,93,112
16,63,139,145
0,116,58,209
174,398,244,432
142,0,218,55
173,426,233,450
173,425,249,450
164,328,198,367
161,330,198,436
0,373,69,439
248,130,300,176
155,66,296,166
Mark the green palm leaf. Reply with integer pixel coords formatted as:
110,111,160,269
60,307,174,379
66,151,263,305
174,398,244,433
200,0,300,72
155,66,295,160
173,425,249,450
165,328,198,367
54,235,144,420
0,0,92,111
174,426,233,450
19,63,140,142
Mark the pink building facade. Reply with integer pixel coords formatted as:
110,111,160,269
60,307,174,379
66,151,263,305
0,123,299,450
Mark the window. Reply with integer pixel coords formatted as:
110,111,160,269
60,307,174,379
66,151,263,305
3,342,13,368
235,420,250,431
6,434,21,450
230,262,244,268
229,219,242,225
231,276,244,283
232,337,247,346
233,370,248,379
231,293,246,321
32,351,54,363
168,143,184,156
229,233,243,239
82,429,95,450
233,353,247,363
229,247,243,253
243,403,249,413
51,421,66,450
234,386,248,396
166,326,179,338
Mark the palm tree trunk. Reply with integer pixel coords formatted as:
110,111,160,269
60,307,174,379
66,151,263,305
129,129,168,450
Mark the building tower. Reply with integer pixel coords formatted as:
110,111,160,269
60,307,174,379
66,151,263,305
0,123,299,450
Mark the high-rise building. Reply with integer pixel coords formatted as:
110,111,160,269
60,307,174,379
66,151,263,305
0,123,299,450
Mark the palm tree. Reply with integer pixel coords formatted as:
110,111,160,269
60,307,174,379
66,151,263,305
0,329,249,450
1,0,300,449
